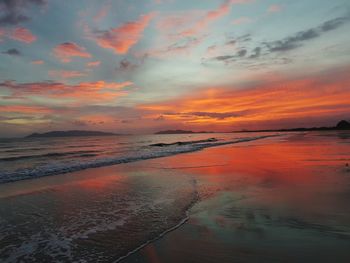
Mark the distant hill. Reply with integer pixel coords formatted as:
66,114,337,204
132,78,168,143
336,120,350,130
234,120,350,133
155,130,212,134
26,130,117,138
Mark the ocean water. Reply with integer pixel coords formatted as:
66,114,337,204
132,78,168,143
0,132,277,184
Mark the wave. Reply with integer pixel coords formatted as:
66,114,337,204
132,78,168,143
0,150,100,162
0,135,278,184
115,191,199,262
149,137,218,147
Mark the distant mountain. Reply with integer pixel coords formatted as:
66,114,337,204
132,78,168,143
336,120,350,130
155,130,212,134
26,130,117,138
234,120,350,133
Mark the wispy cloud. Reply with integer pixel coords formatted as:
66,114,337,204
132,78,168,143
92,13,155,54
0,105,52,114
232,17,252,25
264,15,350,53
9,27,36,43
53,42,91,63
93,2,111,23
267,4,282,13
150,0,253,58
48,70,87,79
31,60,44,65
2,48,21,56
1,80,133,103
86,60,101,67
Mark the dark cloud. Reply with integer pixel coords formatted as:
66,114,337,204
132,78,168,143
166,37,201,52
188,111,241,119
265,29,319,52
249,47,261,59
121,119,133,123
236,34,251,42
225,34,251,46
2,48,21,56
214,55,235,61
212,49,246,62
207,44,217,52
0,0,47,26
226,40,236,45
116,58,138,71
237,49,247,57
264,15,350,53
321,15,349,31
71,120,88,127
154,115,165,121
164,111,249,120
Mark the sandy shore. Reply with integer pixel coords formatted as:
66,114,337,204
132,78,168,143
123,132,350,263
1,132,350,262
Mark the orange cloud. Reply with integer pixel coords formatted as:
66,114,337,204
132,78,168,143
140,67,350,130
31,60,44,65
86,60,101,67
49,70,87,79
232,17,252,25
93,13,154,54
179,0,253,37
268,4,282,13
53,42,91,63
179,1,232,37
0,105,52,114
93,3,110,22
9,27,37,43
1,80,133,104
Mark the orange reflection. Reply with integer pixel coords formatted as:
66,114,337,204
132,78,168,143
149,133,350,214
143,244,162,263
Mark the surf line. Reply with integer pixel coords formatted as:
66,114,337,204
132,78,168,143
115,191,200,263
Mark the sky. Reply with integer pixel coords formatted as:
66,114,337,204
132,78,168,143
0,0,350,136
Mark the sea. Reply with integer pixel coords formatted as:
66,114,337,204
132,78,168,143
0,132,277,184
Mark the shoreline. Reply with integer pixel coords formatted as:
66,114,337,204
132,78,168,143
0,134,279,185
116,193,200,263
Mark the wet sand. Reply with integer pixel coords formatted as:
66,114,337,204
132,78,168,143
1,132,350,262
124,132,350,263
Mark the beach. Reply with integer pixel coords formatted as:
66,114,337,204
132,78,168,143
1,131,350,262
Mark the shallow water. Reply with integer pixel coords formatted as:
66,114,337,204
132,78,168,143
0,132,276,184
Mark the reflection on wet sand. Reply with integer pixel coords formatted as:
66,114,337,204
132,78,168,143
126,132,350,263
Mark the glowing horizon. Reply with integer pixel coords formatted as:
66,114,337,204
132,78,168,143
1,0,350,137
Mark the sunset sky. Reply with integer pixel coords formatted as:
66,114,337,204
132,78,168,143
0,0,350,136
